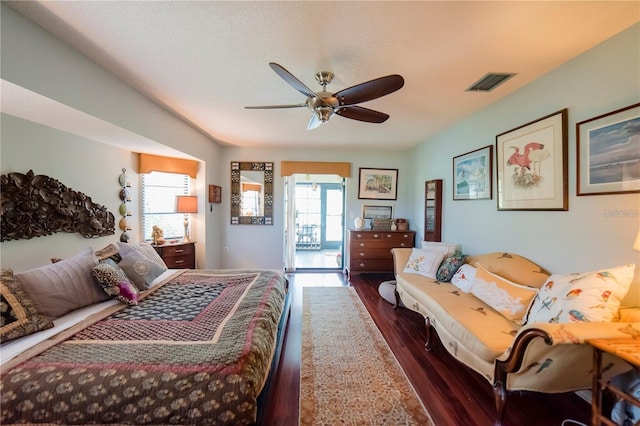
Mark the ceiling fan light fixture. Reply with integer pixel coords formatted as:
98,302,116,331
466,73,516,92
315,106,333,122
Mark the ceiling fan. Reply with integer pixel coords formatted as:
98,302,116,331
245,62,405,130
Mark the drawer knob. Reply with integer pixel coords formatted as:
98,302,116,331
359,243,365,247
175,249,184,253
400,243,406,247
359,252,365,257
175,259,185,264
373,234,379,238
359,263,365,267
386,234,392,238
356,233,362,238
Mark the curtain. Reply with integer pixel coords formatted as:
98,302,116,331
139,153,199,178
280,161,350,177
284,175,297,272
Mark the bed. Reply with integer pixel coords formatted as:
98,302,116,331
0,244,289,426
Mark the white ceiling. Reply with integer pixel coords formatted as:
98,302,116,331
4,1,639,150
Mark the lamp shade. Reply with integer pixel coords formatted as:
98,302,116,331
176,195,198,213
634,230,640,252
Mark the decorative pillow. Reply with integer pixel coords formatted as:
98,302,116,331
465,252,550,288
421,241,459,257
436,253,467,282
524,264,635,325
450,264,477,293
95,243,122,263
1,268,54,343
469,264,538,324
118,242,167,270
92,260,139,305
403,249,446,279
15,247,109,320
118,251,166,290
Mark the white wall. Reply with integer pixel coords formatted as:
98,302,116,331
0,114,137,272
1,4,225,270
408,24,640,305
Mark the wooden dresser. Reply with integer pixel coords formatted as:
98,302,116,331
346,229,415,276
154,242,195,269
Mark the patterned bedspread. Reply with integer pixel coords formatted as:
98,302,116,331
1,269,288,425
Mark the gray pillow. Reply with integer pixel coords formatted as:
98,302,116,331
15,247,108,320
118,242,168,270
118,251,165,290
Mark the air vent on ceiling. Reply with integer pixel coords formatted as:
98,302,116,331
466,73,516,92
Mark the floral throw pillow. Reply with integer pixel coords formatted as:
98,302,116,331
403,249,446,279
436,253,467,282
92,260,139,306
525,264,635,325
450,264,477,293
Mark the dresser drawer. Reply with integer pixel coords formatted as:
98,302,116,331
154,242,196,269
161,244,194,258
163,254,195,269
350,248,393,259
349,258,394,272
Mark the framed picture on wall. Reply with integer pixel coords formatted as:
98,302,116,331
453,145,493,200
496,109,568,211
577,103,640,196
358,168,398,200
362,205,393,220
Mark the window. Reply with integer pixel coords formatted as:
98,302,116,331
142,172,190,241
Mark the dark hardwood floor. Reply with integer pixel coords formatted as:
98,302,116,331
260,272,591,426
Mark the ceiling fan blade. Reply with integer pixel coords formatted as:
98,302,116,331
335,106,390,123
334,74,404,106
269,62,316,98
307,114,322,130
245,103,306,109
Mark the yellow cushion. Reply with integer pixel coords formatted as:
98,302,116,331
469,265,538,324
466,252,550,288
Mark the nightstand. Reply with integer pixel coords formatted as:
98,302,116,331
154,242,195,269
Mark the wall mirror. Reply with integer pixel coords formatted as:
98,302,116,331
231,162,274,225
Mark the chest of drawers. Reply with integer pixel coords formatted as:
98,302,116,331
346,229,415,276
154,242,196,269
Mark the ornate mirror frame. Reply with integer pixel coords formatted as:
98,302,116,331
230,162,274,225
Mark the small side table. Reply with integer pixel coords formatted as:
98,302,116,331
153,241,196,269
587,338,640,425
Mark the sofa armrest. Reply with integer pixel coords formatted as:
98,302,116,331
517,321,640,346
391,248,412,277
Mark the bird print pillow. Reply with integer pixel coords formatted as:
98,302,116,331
524,264,635,324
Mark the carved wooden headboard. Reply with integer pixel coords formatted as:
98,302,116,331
1,170,115,241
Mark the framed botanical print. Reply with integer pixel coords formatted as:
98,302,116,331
496,109,568,211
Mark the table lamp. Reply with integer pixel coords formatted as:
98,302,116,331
176,195,198,242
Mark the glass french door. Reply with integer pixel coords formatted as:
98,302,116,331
285,176,344,270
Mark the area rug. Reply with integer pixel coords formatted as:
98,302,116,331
300,286,433,425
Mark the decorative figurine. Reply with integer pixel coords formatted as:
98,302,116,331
151,225,165,245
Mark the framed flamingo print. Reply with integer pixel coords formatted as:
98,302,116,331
496,109,568,211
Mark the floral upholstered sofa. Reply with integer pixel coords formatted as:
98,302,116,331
391,246,639,425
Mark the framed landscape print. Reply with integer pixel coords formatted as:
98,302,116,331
496,109,568,211
453,145,492,200
362,205,393,220
577,103,640,196
358,168,398,200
